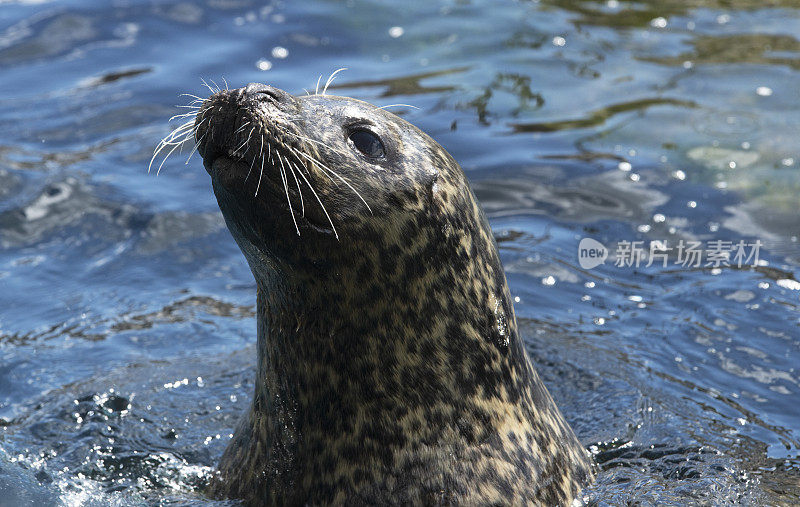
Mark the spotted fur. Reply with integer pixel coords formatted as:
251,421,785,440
193,83,594,505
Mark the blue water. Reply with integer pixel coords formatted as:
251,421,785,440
0,0,798,504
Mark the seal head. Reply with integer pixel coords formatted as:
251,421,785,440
195,83,593,505
196,82,439,272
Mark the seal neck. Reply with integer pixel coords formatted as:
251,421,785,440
249,238,539,472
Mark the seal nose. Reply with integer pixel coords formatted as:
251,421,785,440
242,83,291,105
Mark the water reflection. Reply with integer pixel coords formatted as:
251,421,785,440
330,67,466,96
643,33,800,68
509,97,697,132
540,0,800,28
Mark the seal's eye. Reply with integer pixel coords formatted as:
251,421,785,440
348,129,385,159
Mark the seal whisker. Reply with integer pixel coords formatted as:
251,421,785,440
192,116,209,133
322,67,347,95
154,140,185,176
184,118,208,164
222,76,229,91
210,79,222,93
152,137,190,155
376,104,420,110
268,142,274,167
315,75,322,95
235,126,256,156
185,125,208,165
166,125,195,147
150,120,196,173
180,93,205,102
255,149,266,196
200,78,216,96
169,111,200,122
166,126,194,147
293,150,339,188
164,118,196,132
246,135,264,181
288,146,336,189
268,124,372,207
163,119,196,134
292,148,372,214
276,126,354,161
234,121,252,135
155,133,193,149
287,160,306,217
276,151,301,236
290,154,339,239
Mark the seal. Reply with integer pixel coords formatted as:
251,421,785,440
190,81,593,505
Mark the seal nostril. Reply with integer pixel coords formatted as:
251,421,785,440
243,83,284,105
256,89,280,104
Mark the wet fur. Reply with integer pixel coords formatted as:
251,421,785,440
183,82,594,505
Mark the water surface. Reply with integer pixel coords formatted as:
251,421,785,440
0,0,798,504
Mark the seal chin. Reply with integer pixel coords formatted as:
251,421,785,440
203,154,256,196
202,143,282,199
207,150,337,241
198,136,250,178
207,155,245,181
